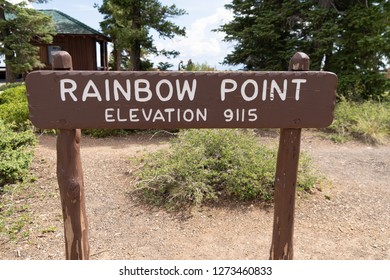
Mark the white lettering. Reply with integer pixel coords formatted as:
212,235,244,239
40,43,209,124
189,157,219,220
176,79,197,101
262,80,268,101
183,109,194,122
104,108,207,123
142,109,153,121
60,79,78,101
270,79,287,101
197,108,207,122
117,108,127,122
224,109,233,122
241,79,258,101
248,109,258,122
220,79,238,101
82,80,102,101
152,110,165,122
129,109,139,122
114,80,131,101
291,79,307,101
224,108,258,122
105,108,115,122
135,79,152,102
156,79,173,101
105,79,110,101
164,108,175,122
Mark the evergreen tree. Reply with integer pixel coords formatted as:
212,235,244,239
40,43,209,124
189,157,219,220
218,0,307,71
218,0,390,100
97,0,186,71
0,0,54,82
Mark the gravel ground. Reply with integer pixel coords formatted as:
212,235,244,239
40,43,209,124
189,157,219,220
0,131,389,260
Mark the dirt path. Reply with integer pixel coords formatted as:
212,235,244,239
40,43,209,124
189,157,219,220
1,131,389,260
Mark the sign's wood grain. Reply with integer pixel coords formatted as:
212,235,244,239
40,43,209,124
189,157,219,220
26,70,337,129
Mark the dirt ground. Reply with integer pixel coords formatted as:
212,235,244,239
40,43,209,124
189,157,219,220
0,130,389,260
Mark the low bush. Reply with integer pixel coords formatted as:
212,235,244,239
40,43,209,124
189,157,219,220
82,129,134,138
327,100,390,144
133,129,320,209
82,129,178,138
0,120,36,189
0,84,30,130
0,83,36,240
0,82,25,92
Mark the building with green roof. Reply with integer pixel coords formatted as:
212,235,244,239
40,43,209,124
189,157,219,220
36,9,110,71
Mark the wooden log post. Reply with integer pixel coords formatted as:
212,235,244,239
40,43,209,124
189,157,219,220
54,51,90,260
269,52,310,260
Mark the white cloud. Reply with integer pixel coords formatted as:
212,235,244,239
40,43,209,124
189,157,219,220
6,0,33,8
152,7,234,69
72,4,96,12
182,7,232,56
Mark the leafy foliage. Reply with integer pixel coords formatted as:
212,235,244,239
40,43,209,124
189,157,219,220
218,0,390,100
134,129,319,208
0,1,55,81
0,82,24,91
97,0,186,70
181,60,217,71
82,128,133,138
0,84,36,188
157,61,173,71
219,0,305,71
0,120,36,188
327,100,390,144
0,85,29,130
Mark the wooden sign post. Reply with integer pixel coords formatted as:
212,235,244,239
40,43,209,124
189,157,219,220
26,51,337,260
53,52,89,260
269,52,309,260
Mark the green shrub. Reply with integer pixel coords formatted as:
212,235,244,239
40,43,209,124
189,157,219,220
0,120,36,188
338,71,390,101
82,129,178,138
328,100,390,144
82,129,134,138
0,82,25,92
0,84,29,130
133,129,319,208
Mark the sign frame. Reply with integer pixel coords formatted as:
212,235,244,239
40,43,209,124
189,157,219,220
26,69,337,130
25,51,337,260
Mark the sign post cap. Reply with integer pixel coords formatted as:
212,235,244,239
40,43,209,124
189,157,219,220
289,52,310,71
52,51,73,70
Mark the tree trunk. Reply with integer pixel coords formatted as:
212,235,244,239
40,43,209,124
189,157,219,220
129,45,141,71
129,1,142,71
5,63,17,83
319,0,334,8
112,44,121,71
1,5,17,83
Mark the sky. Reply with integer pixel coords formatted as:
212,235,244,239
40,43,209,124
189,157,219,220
26,0,238,70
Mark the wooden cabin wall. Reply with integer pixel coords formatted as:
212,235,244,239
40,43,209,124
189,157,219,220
39,35,97,70
55,36,97,70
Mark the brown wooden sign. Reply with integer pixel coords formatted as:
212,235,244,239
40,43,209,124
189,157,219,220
26,70,337,129
26,51,338,260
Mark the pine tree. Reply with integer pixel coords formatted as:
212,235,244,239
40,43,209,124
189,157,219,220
218,0,307,71
218,0,390,100
0,0,54,82
97,0,186,71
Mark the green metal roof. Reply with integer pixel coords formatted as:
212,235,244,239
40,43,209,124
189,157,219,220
38,9,110,41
